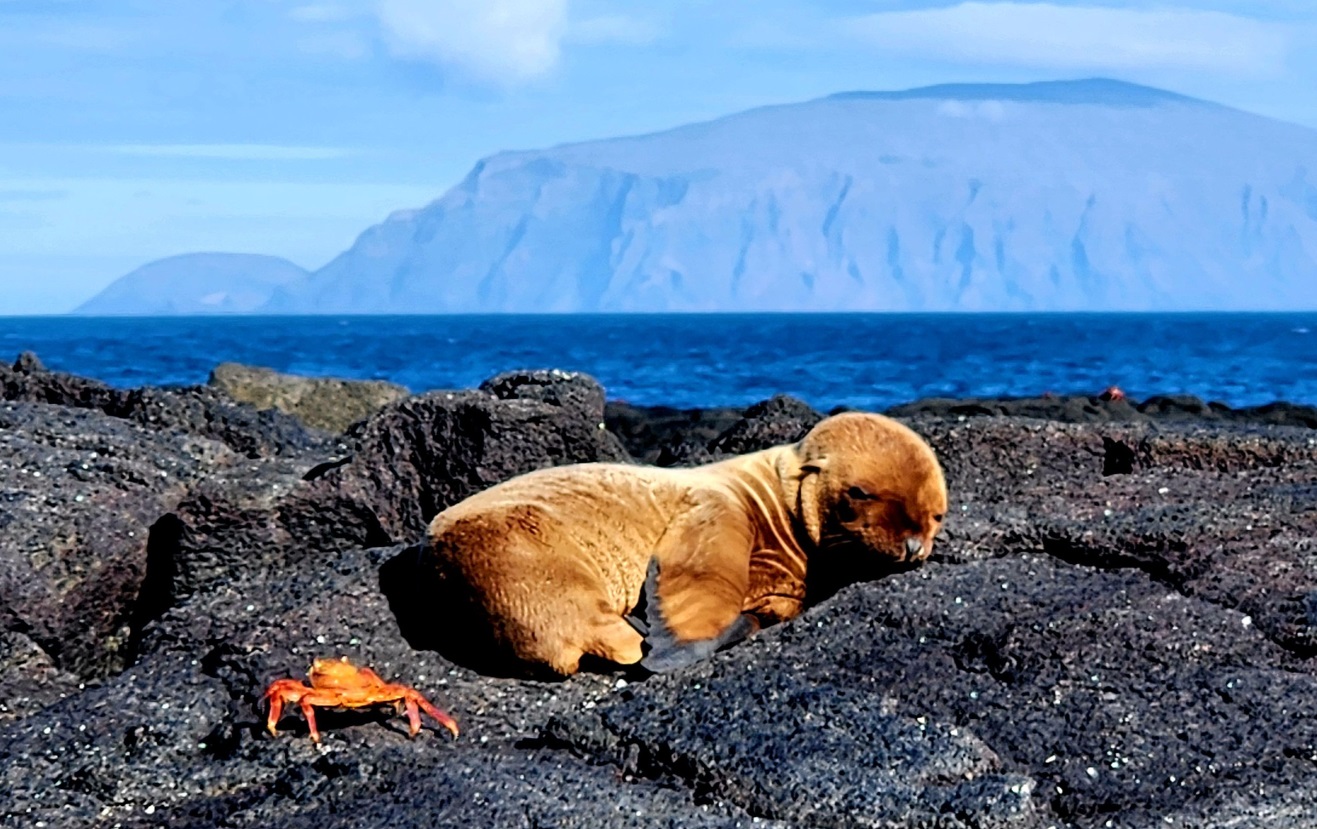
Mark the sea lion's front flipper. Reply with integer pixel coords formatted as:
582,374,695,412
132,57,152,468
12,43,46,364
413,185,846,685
623,603,650,637
631,493,757,672
639,556,759,673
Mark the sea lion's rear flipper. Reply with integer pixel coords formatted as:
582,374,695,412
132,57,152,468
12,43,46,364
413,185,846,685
638,557,760,673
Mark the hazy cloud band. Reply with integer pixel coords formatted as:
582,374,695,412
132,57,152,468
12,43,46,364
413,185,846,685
845,2,1290,73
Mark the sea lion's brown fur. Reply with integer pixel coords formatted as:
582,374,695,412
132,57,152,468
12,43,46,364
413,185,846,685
423,412,947,676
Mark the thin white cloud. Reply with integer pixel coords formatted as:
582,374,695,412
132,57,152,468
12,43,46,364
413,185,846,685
5,23,139,53
567,14,665,45
375,0,568,85
0,189,67,202
287,4,358,23
844,2,1291,74
296,30,371,60
729,17,827,51
110,144,357,161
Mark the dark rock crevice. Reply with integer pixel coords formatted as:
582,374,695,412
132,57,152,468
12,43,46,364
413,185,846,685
123,513,185,665
1101,436,1135,475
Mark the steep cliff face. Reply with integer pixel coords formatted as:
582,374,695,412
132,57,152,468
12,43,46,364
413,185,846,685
92,80,1317,314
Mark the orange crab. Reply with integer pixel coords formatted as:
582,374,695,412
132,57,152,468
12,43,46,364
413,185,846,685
263,656,459,743
1098,385,1127,402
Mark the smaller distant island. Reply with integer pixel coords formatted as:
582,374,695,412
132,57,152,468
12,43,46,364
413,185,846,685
77,253,307,315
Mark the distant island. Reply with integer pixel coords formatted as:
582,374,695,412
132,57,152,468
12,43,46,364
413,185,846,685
77,79,1317,315
77,253,308,316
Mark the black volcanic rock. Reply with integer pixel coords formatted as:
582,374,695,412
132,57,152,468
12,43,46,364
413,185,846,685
706,393,823,454
548,646,1037,827
1232,400,1317,429
886,391,1317,430
0,354,344,687
0,630,80,725
604,401,744,464
0,545,779,828
3,360,1317,828
0,352,327,459
112,369,635,622
1,350,118,409
108,385,329,459
1136,393,1214,419
315,369,631,542
162,454,380,604
642,394,823,467
886,393,1141,423
553,549,1317,827
0,402,210,681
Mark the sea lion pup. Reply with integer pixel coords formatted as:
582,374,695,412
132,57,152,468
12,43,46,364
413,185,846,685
422,412,947,676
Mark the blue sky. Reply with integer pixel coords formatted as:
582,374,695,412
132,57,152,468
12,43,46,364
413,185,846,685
2,0,1314,314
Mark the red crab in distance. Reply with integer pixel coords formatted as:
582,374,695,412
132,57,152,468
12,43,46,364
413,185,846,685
263,656,459,743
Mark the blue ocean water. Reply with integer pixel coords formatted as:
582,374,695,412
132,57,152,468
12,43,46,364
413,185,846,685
2,314,1315,411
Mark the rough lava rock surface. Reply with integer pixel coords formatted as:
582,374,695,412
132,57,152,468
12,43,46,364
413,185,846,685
0,401,222,686
0,351,339,697
604,401,744,465
313,368,630,543
208,362,409,434
0,352,327,458
2,356,1317,828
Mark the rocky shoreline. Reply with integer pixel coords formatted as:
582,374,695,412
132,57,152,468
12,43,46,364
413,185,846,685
2,353,1317,828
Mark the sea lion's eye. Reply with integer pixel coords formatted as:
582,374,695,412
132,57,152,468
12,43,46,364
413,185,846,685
933,513,945,522
847,486,875,500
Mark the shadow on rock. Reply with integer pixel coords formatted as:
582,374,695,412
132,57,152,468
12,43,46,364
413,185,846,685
803,544,924,608
378,545,549,680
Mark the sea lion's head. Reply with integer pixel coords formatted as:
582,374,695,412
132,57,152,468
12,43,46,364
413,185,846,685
795,412,947,565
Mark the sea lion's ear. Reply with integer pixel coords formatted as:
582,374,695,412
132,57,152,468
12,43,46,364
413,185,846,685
799,461,822,477
797,447,828,477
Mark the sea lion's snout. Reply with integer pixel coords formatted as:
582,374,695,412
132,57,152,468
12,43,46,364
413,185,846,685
904,536,924,560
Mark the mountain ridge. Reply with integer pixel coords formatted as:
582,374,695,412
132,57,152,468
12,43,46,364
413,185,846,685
827,78,1206,106
78,79,1317,314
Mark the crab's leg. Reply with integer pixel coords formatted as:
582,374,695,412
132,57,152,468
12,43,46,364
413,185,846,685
402,698,422,737
266,694,285,736
264,680,310,737
404,693,460,738
299,698,322,743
